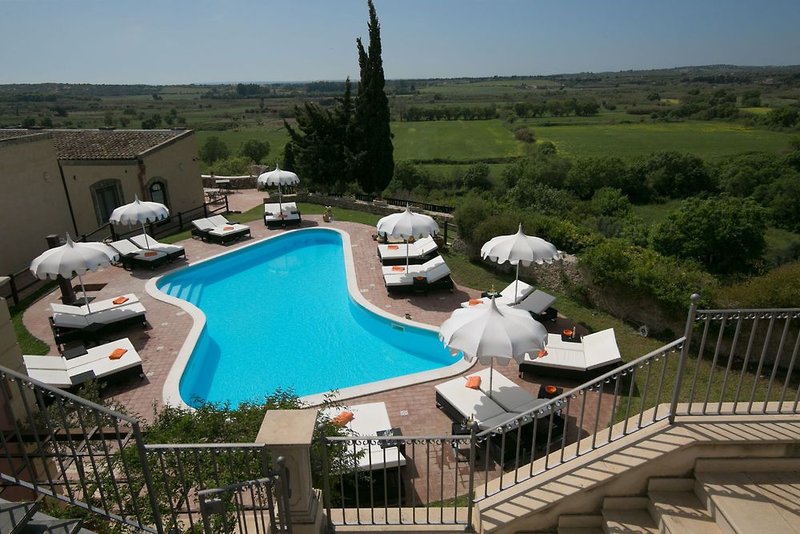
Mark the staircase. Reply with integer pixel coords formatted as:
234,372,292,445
0,498,95,534
556,458,800,534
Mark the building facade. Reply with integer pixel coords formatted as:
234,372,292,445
0,129,203,274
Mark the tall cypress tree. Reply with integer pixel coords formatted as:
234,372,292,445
353,0,394,194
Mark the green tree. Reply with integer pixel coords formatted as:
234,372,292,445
462,163,492,191
566,156,629,200
631,151,715,200
199,136,230,165
240,139,270,164
352,0,394,194
650,197,767,275
591,187,631,217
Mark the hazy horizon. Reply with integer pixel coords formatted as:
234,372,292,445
2,0,799,85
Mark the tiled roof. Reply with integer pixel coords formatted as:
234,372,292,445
0,129,188,159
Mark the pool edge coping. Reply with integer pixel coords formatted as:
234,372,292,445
147,227,472,409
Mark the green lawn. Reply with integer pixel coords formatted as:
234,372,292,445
392,119,523,161
529,121,794,160
630,200,683,226
195,123,290,164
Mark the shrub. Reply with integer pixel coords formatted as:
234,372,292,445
514,127,535,143
581,239,716,315
713,261,800,308
591,187,631,217
462,163,492,191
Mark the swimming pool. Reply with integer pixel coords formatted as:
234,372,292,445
154,229,463,406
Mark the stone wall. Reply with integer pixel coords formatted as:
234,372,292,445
0,278,35,425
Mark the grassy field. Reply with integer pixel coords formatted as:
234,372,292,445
196,123,290,164
392,119,522,161
529,121,794,159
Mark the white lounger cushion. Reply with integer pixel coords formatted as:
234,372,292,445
207,214,232,226
23,338,142,388
383,256,451,287
109,239,144,256
324,402,407,471
471,368,548,414
51,294,145,329
192,218,216,231
208,224,249,237
435,377,518,430
378,237,438,260
381,254,444,276
264,203,300,221
461,281,537,308
129,234,184,255
522,328,623,372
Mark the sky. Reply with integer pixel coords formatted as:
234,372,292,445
1,0,799,84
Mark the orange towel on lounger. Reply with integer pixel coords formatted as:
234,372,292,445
112,296,129,305
468,299,482,306
144,251,157,257
108,348,128,360
465,375,481,389
223,225,234,230
391,266,405,272
332,411,354,426
387,245,399,250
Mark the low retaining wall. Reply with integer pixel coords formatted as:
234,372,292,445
201,175,257,189
297,193,454,220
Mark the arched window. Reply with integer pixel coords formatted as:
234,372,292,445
148,180,169,208
90,179,123,225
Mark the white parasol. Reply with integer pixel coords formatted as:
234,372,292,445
30,234,119,312
439,297,548,395
109,195,169,249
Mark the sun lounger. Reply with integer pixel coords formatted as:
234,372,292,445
109,239,170,270
434,377,519,431
377,236,438,265
49,294,147,345
128,233,186,261
263,202,302,228
383,255,454,294
324,402,407,471
519,328,623,379
470,368,550,414
23,338,143,390
191,217,251,244
461,280,535,308
436,372,565,466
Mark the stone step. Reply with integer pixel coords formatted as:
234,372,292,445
696,470,800,534
0,500,38,534
695,457,800,474
648,490,722,534
559,528,604,534
602,509,658,534
602,496,650,510
559,514,603,528
647,477,695,492
23,517,83,534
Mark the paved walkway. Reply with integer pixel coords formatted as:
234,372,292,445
22,189,613,501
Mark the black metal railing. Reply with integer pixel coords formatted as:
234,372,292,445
382,197,455,214
1,197,230,307
198,458,292,534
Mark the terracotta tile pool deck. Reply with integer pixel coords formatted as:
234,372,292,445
22,190,613,499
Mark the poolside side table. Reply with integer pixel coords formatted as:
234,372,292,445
377,427,405,455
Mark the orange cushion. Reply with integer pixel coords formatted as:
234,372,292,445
387,245,399,250
562,329,573,337
544,385,559,395
112,296,129,305
144,251,157,257
465,375,481,389
468,298,482,306
331,411,354,426
391,266,405,272
223,225,234,230
108,348,128,360
537,349,548,358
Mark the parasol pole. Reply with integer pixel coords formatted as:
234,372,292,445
514,262,520,304
76,272,92,313
141,221,151,249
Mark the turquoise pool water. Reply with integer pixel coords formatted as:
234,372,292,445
157,229,456,406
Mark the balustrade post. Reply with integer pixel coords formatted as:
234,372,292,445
256,409,323,534
669,293,701,423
